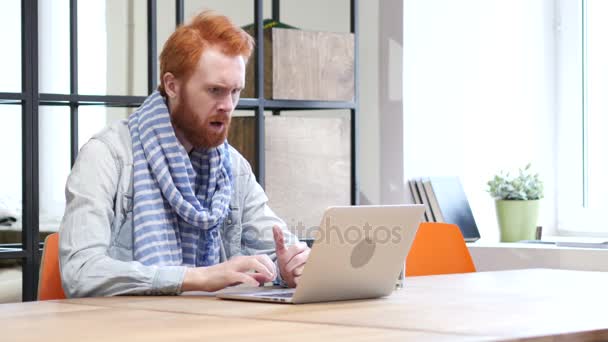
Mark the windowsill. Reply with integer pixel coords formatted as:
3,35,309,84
467,240,608,251
467,240,608,272
469,234,608,249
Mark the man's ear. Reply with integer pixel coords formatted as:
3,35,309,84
163,72,180,99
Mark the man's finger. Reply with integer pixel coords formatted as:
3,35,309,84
293,264,305,277
247,258,275,280
283,242,309,264
233,255,274,280
273,225,287,254
250,272,273,284
230,272,260,288
285,248,311,274
254,254,277,279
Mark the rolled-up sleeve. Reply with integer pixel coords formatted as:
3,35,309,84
59,138,186,298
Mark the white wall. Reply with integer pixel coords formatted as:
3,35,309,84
358,1,381,206
402,0,557,241
377,0,407,205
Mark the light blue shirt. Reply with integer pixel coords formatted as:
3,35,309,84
59,119,296,297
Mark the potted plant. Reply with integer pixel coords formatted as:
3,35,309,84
487,164,544,242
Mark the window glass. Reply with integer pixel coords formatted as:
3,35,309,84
39,0,70,94
78,0,148,96
0,1,21,92
38,106,70,232
555,0,608,235
0,105,23,244
78,106,133,148
156,1,176,89
585,0,608,209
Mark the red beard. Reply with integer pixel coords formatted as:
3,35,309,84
171,93,231,149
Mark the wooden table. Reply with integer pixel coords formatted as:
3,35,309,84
2,269,608,341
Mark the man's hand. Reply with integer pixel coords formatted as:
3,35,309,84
273,225,311,288
181,254,276,292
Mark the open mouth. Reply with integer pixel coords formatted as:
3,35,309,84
209,121,226,132
210,121,224,128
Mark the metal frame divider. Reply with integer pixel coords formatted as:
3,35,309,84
147,0,158,94
254,0,266,187
21,0,40,302
350,0,360,205
69,0,79,165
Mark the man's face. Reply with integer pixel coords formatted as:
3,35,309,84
170,46,245,149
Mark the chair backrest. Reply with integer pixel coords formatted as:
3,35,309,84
38,232,66,300
406,222,476,277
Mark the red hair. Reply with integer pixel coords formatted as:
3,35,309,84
158,11,254,96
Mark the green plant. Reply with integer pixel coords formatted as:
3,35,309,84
487,163,544,200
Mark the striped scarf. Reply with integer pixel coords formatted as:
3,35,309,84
128,91,232,267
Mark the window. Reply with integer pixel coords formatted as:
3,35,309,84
402,0,557,241
556,0,608,235
0,0,173,302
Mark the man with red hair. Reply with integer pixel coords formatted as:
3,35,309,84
59,11,310,297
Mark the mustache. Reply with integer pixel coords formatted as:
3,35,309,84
207,114,231,123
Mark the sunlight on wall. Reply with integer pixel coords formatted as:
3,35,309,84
403,0,557,241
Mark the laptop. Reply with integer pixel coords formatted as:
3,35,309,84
217,204,425,304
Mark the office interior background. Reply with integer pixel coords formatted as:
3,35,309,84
0,0,606,302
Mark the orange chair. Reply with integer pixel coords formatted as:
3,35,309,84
406,222,476,276
38,232,66,300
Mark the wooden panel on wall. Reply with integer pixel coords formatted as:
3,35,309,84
228,114,351,238
227,116,256,172
264,115,351,238
273,28,354,101
242,26,354,101
242,26,272,99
